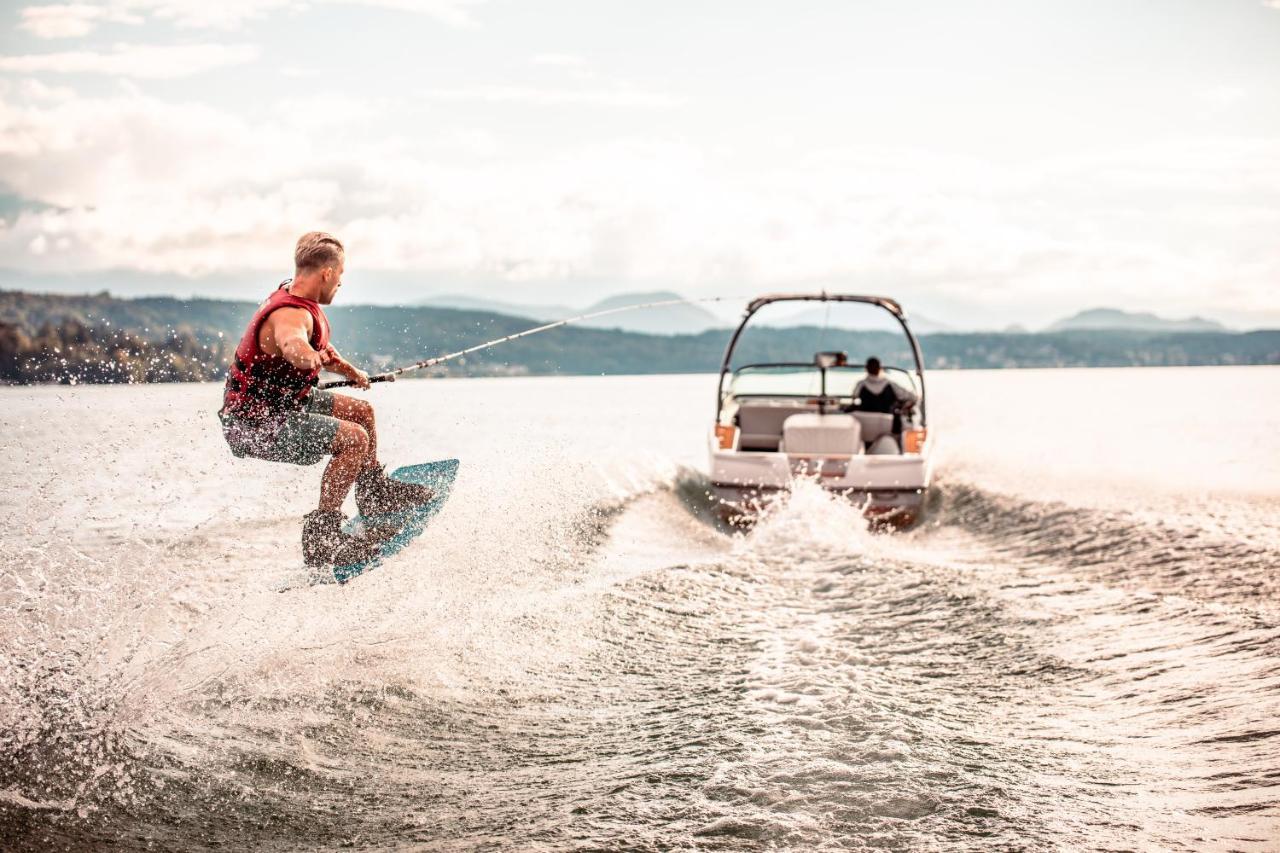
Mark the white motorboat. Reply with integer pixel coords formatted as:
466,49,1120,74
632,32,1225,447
708,293,933,526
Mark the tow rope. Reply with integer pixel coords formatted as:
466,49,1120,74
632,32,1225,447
319,295,745,389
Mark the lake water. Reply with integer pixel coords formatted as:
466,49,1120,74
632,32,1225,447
2,366,1278,851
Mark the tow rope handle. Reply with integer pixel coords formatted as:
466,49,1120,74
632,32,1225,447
317,373,397,390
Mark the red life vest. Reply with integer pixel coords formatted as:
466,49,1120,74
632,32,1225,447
220,281,331,419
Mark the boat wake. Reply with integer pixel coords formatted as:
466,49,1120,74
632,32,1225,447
3,443,1279,850
919,475,1280,612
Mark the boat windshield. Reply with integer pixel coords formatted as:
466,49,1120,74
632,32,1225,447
729,363,920,399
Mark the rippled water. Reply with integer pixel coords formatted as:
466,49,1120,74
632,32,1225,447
2,367,1278,851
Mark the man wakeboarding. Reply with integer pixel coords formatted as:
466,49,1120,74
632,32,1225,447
218,231,433,568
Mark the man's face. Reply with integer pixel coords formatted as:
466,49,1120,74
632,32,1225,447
318,259,345,305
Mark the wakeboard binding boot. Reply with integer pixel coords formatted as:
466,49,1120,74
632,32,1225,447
302,509,381,569
355,464,435,516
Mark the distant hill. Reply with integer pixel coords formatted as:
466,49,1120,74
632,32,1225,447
753,304,953,334
578,291,722,335
422,291,961,336
1049,307,1226,333
420,290,722,335
1,289,1276,384
418,294,573,322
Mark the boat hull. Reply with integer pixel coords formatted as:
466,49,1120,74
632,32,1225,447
708,482,926,528
708,434,932,528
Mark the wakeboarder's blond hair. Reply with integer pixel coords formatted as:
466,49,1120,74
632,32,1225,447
294,231,344,273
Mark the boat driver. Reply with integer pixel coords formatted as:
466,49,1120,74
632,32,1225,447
218,231,433,568
846,356,918,433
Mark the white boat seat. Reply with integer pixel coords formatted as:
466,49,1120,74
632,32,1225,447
736,401,817,451
867,434,901,455
852,412,894,445
782,413,862,455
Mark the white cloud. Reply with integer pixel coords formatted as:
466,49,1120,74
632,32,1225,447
423,85,685,108
0,43,261,78
532,53,586,67
0,83,1276,322
1195,85,1249,119
19,4,141,38
348,0,482,28
3,77,78,102
1264,1,1280,10
17,0,483,36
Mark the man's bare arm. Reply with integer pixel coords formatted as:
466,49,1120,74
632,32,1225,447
260,307,323,371
321,344,370,389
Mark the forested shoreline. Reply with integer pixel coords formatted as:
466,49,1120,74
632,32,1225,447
1,289,1277,385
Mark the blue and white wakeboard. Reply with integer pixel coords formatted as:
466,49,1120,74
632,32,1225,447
284,458,458,587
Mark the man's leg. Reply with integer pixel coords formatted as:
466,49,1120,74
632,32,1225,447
331,395,378,467
305,420,381,568
327,394,434,514
319,420,369,512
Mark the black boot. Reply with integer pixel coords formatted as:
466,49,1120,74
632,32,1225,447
302,509,380,568
355,464,435,515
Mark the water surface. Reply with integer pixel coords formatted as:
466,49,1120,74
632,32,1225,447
2,366,1278,850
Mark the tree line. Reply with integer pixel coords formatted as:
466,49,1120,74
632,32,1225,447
0,319,233,384
1,289,1276,385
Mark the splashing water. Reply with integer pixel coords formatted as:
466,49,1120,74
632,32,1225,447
2,368,1278,850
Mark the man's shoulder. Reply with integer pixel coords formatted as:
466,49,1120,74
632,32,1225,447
258,305,314,347
265,304,314,326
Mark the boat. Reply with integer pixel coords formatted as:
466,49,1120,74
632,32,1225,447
707,293,933,526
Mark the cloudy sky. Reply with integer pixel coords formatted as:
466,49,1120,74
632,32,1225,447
1,0,1278,328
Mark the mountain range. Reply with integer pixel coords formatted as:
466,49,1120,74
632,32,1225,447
419,290,722,335
2,289,1275,386
1048,308,1226,332
421,293,1227,335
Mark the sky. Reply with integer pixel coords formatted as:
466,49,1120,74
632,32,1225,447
0,0,1278,329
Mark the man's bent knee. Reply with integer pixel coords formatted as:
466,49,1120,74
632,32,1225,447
333,395,375,427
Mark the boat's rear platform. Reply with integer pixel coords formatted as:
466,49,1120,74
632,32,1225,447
709,443,931,527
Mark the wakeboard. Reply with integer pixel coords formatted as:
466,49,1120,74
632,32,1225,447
321,458,459,585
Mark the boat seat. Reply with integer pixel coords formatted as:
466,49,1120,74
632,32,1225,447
867,434,901,454
782,413,862,455
852,412,894,445
736,400,817,451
